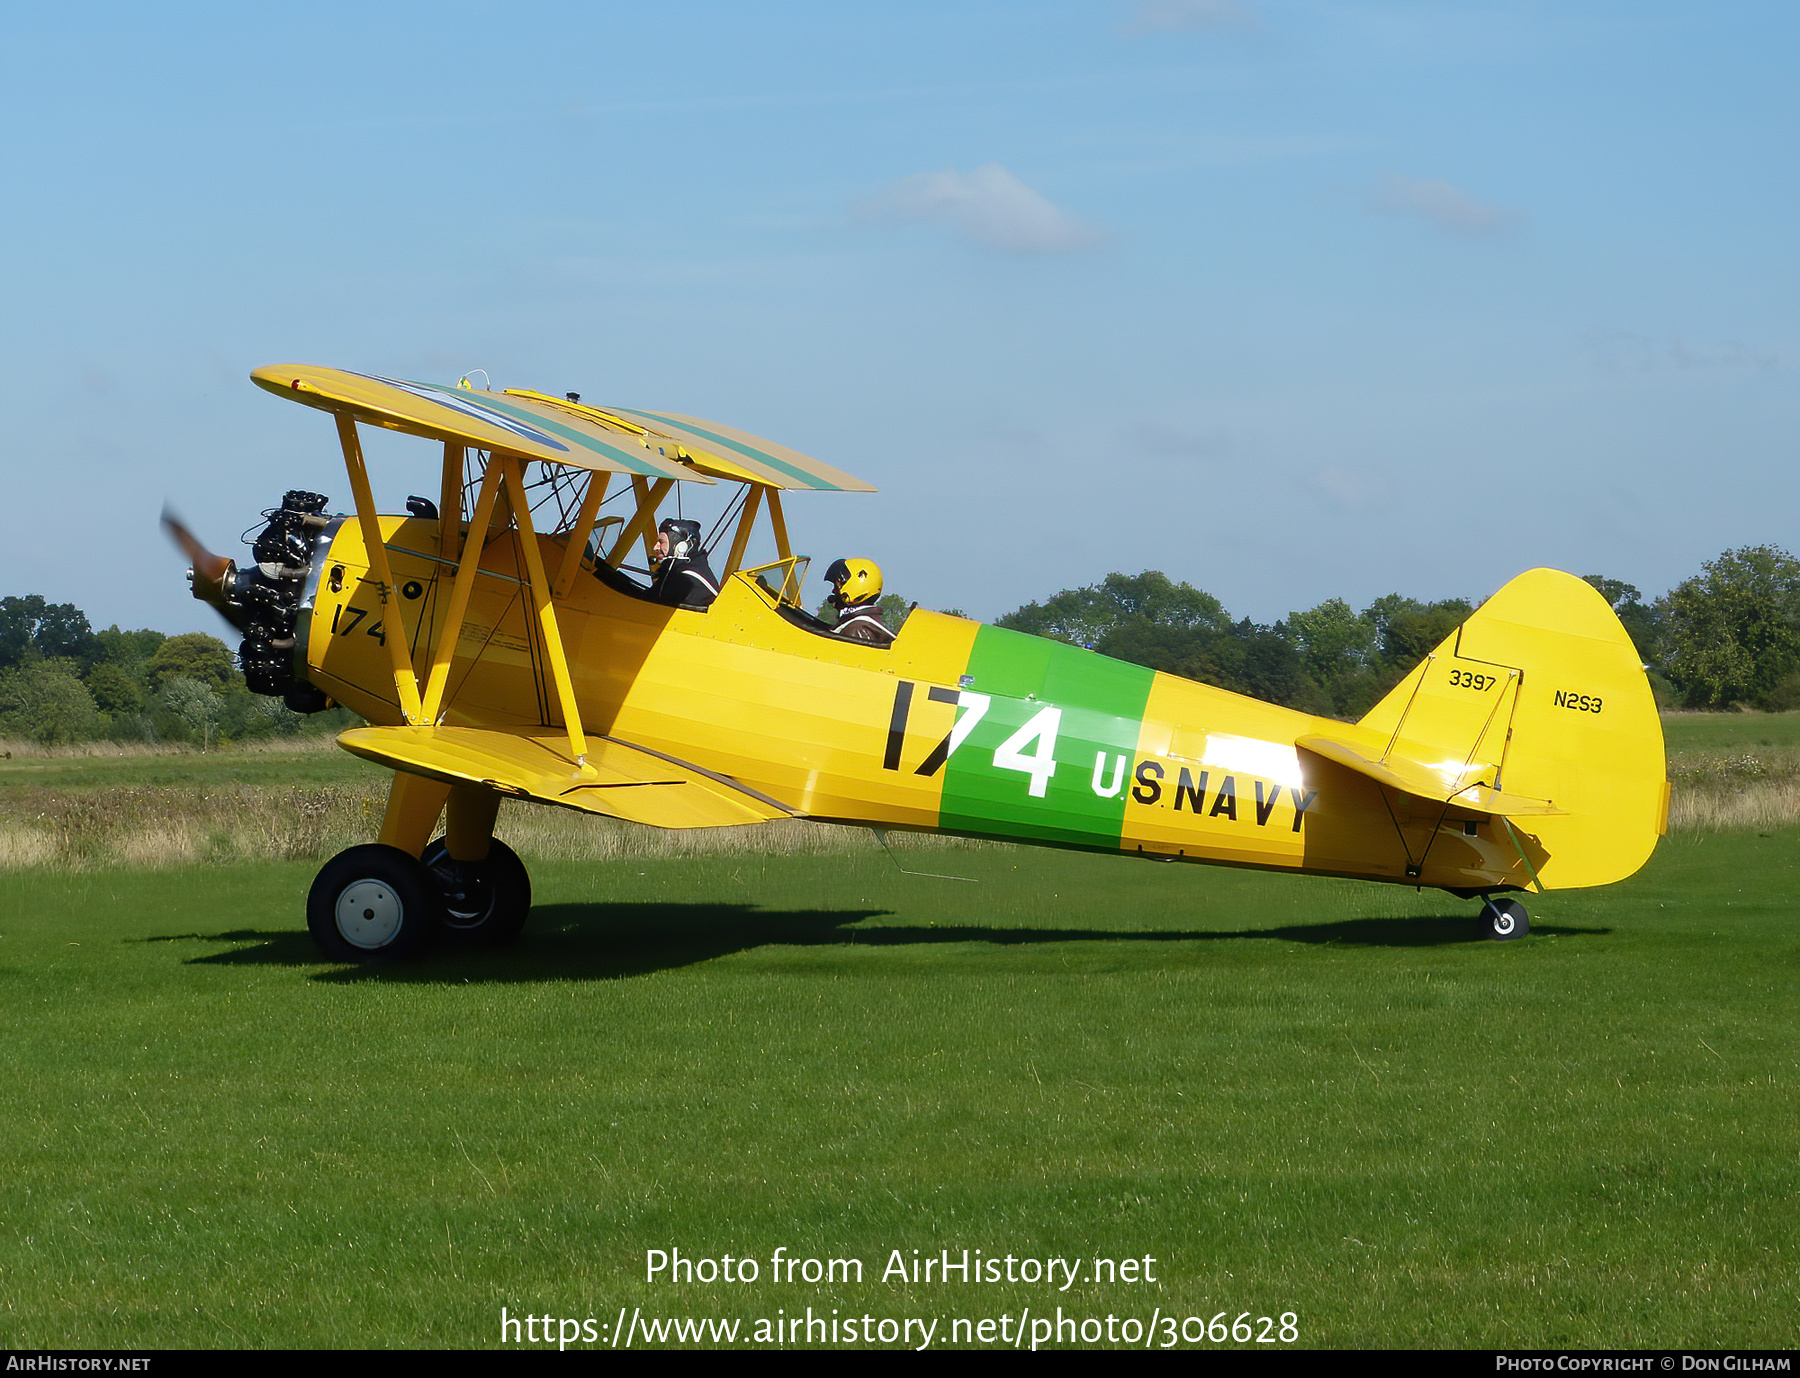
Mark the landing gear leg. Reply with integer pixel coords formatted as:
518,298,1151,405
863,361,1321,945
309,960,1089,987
423,784,532,946
1478,895,1530,941
375,770,452,859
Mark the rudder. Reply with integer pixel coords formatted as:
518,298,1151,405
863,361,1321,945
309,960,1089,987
1356,569,1666,889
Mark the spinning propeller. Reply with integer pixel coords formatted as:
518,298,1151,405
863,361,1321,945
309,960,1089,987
161,506,248,631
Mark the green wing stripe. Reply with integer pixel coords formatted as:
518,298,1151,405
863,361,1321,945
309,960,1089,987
404,383,673,476
609,409,829,490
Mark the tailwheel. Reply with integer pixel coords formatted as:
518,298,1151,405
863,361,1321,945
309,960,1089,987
307,844,441,962
1479,896,1530,941
421,837,532,946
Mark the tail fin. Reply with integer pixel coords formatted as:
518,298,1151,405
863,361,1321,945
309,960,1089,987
1353,569,1667,890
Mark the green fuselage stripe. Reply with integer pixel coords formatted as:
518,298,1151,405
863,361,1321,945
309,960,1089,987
937,626,1154,849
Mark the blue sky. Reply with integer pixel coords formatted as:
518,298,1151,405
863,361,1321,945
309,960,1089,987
2,1,1794,633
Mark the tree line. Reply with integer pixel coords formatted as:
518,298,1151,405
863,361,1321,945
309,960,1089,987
5,542,1794,745
0,595,329,747
989,546,1800,719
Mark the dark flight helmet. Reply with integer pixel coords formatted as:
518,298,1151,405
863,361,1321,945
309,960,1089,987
658,518,703,560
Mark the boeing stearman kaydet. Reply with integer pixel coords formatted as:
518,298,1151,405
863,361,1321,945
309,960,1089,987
164,365,1670,960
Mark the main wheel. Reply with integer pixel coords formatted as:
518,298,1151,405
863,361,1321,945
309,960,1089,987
307,844,440,962
1479,896,1530,941
421,837,532,946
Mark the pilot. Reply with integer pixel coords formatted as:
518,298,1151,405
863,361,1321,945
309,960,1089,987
824,558,896,646
648,518,719,608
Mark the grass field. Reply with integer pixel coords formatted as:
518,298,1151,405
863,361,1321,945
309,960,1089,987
1662,710,1800,756
1,751,1796,1348
3,711,1798,874
1661,712,1800,833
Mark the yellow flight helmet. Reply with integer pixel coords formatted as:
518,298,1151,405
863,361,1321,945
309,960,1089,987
825,557,883,609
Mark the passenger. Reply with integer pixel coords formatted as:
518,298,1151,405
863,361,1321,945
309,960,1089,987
648,518,719,608
823,558,896,647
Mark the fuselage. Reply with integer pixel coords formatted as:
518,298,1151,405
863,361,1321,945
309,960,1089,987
300,514,1533,893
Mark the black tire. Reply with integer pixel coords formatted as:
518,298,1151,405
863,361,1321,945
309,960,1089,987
420,837,532,946
1479,896,1530,941
306,844,440,962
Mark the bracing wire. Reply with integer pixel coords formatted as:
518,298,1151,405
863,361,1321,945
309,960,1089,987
703,485,750,554
872,828,979,883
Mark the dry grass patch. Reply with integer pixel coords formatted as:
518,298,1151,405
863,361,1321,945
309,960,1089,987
2,715,1793,871
1666,743,1800,832
0,782,996,870
0,736,202,760
0,784,381,868
0,733,346,760
1668,779,1800,832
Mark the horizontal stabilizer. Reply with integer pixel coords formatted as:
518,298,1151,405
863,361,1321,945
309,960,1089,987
1296,733,1567,817
339,726,795,829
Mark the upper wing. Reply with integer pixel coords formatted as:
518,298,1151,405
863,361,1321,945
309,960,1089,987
600,407,877,492
251,365,703,481
339,725,796,829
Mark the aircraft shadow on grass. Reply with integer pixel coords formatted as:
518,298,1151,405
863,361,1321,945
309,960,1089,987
145,903,1611,983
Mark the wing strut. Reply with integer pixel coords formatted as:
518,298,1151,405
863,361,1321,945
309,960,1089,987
766,488,793,560
608,476,674,566
439,442,464,562
420,457,506,723
501,455,589,766
722,484,765,577
554,472,610,596
336,414,425,723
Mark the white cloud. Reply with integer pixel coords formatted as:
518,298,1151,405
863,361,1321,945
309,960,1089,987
1311,466,1370,511
855,164,1105,254
1123,0,1256,34
1366,172,1519,236
1134,421,1231,461
1587,329,1779,374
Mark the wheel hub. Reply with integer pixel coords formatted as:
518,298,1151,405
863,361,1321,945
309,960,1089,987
335,878,405,949
430,858,492,929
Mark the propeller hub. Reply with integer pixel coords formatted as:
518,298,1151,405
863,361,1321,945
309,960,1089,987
164,491,335,713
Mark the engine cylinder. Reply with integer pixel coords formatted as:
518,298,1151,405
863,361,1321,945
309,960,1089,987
236,491,332,708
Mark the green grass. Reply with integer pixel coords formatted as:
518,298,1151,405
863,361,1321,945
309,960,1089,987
1,831,1795,1348
1662,708,1800,758
0,736,366,794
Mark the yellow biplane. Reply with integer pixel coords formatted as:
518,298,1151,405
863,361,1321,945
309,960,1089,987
168,365,1668,960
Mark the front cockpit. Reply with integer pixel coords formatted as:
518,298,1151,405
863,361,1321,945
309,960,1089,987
175,367,889,737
